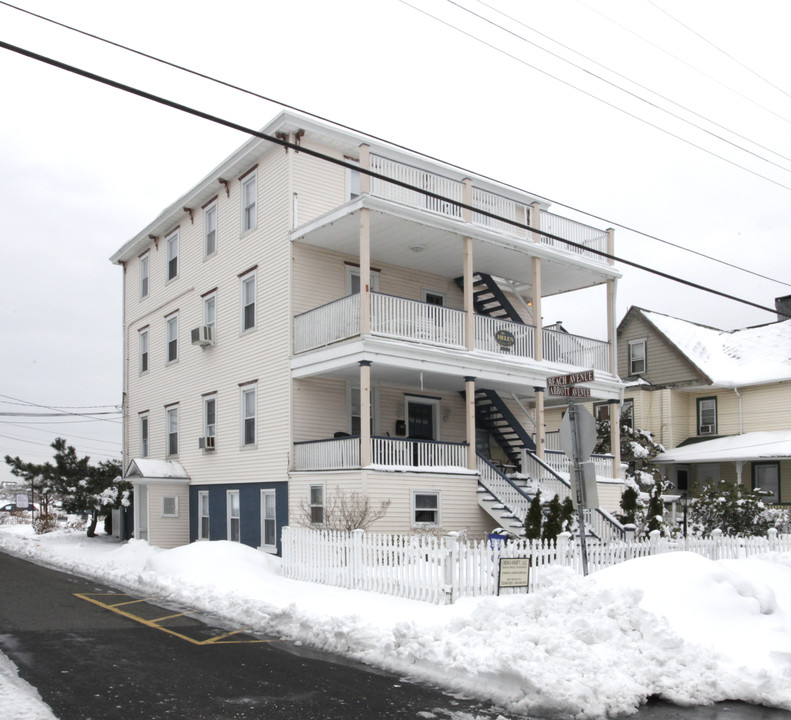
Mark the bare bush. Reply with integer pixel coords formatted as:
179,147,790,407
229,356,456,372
32,511,58,535
299,487,391,531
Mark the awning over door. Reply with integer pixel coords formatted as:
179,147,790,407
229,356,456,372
124,458,190,483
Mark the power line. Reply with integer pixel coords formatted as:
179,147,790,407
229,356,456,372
396,0,791,194
643,0,791,104
0,38,786,321
0,393,122,423
1,1,787,289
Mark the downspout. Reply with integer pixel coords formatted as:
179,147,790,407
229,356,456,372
733,387,743,435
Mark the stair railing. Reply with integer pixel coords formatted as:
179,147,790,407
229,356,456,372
476,453,533,524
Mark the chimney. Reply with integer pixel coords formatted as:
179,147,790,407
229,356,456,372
775,295,791,322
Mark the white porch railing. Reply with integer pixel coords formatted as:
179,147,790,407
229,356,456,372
474,315,535,358
294,436,360,470
540,211,609,262
293,436,468,471
294,294,359,353
471,187,529,237
543,328,610,372
371,293,465,347
543,450,614,479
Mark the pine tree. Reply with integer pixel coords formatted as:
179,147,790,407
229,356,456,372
524,491,543,540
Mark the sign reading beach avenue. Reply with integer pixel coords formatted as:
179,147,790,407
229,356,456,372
546,370,595,387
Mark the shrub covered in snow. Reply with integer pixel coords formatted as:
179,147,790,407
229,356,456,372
689,480,790,537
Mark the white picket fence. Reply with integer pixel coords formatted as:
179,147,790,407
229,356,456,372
281,526,791,605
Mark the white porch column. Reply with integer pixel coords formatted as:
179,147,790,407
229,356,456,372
465,376,477,470
735,460,744,485
360,361,372,467
609,398,622,479
530,202,543,361
533,387,545,461
360,208,371,336
607,278,618,376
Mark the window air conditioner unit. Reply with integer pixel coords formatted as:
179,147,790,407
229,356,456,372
191,326,214,346
198,436,216,451
700,425,714,435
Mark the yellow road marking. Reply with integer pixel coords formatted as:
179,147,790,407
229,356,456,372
74,593,274,645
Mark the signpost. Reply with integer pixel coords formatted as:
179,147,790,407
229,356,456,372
549,370,596,576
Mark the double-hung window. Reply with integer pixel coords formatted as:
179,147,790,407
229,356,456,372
162,496,178,518
203,292,217,340
140,253,150,299
227,490,240,542
204,202,217,257
241,171,257,232
309,484,324,525
241,272,256,331
198,491,210,540
166,313,178,363
261,489,276,551
241,385,256,446
697,397,717,436
139,413,149,457
166,406,179,456
139,328,149,373
413,491,440,527
628,339,646,375
166,230,179,281
204,395,217,445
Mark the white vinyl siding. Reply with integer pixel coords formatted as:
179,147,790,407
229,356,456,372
146,484,189,550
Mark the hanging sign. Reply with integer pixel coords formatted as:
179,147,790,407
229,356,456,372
494,329,516,352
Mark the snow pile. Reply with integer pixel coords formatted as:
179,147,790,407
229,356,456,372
2,525,791,718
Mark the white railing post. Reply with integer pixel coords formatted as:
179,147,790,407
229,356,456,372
769,527,778,552
443,532,459,605
352,528,364,588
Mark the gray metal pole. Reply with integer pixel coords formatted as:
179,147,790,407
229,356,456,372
568,400,589,576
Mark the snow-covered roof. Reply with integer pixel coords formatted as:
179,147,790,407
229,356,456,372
124,458,190,481
640,309,791,387
653,431,791,464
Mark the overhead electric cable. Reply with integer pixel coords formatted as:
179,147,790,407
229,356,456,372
395,0,791,193
575,0,791,127
1,1,787,288
0,393,121,423
465,0,791,168
0,38,785,321
644,0,791,103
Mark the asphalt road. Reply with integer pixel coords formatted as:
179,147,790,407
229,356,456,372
0,551,511,720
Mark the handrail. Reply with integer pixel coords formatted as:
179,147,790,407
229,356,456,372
477,452,533,523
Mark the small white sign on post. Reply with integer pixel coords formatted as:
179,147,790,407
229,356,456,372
498,557,531,595
15,493,29,510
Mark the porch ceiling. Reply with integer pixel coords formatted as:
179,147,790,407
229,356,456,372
291,200,618,297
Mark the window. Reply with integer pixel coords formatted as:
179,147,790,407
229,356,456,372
241,386,256,446
166,314,178,363
697,397,717,436
140,253,149,299
204,293,216,337
227,490,240,542
241,272,256,331
413,491,439,526
166,231,179,281
309,484,324,524
166,406,179,456
628,339,646,375
349,385,375,435
139,328,149,373
204,203,217,257
204,395,217,442
162,496,179,518
593,399,634,428
423,290,445,306
198,491,210,540
139,413,149,458
261,489,276,550
346,266,380,294
241,172,257,232
753,462,780,504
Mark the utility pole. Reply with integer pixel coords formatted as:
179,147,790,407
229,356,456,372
567,400,589,576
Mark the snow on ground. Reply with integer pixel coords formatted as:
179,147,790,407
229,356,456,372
2,525,791,720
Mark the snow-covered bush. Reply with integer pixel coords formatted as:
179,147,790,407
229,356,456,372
689,481,789,537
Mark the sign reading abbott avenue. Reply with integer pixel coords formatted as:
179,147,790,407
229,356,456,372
547,385,591,397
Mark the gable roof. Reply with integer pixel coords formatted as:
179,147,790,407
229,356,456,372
124,459,190,482
620,307,791,388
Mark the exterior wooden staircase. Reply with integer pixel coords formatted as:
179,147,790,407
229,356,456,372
454,272,525,324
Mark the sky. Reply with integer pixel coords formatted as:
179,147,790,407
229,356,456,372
1,0,790,480
3,523,791,718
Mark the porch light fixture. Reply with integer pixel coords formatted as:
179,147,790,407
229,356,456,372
409,243,426,253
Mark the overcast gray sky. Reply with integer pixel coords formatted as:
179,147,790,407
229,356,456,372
1,0,789,482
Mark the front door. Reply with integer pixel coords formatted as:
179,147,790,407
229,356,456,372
407,398,438,440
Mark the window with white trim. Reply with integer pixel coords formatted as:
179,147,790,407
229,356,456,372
139,413,149,458
628,339,646,375
309,484,324,525
241,172,257,232
204,202,217,257
753,462,780,504
204,395,217,442
697,397,717,436
346,266,380,294
166,406,179,456
166,314,178,363
227,490,240,542
139,328,149,373
241,386,256,446
241,272,256,331
162,496,179,518
140,252,149,299
198,491,210,540
204,293,216,338
261,489,276,550
166,230,179,281
412,491,439,527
